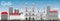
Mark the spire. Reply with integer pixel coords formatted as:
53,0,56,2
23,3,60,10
38,8,40,13
25,3,28,16
32,3,35,12
25,3,28,12
31,3,35,16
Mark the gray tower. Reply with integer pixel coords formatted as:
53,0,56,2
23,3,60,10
14,9,19,13
46,6,51,20
9,7,13,15
14,9,19,15
47,6,50,12
9,7,13,20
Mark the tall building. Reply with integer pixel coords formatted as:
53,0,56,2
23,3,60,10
9,7,13,15
14,9,19,15
47,6,50,11
46,6,51,20
14,9,19,13
1,11,8,20
9,7,22,20
9,7,13,20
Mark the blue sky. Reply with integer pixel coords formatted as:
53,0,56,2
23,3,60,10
0,0,60,18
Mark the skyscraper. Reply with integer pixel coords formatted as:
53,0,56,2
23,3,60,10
47,6,50,11
14,9,19,15
46,6,51,20
9,8,22,20
9,7,13,15
9,7,13,20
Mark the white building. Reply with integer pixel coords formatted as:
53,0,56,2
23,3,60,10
25,3,36,20
36,9,45,20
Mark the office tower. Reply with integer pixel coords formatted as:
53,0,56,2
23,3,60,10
46,6,51,20
9,7,13,20
1,11,8,20
9,7,13,15
47,6,50,11
14,9,19,15
46,6,50,15
10,8,22,20
14,9,19,13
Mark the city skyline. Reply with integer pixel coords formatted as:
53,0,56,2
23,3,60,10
0,0,60,20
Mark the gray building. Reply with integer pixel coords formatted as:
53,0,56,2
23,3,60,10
14,9,19,15
14,9,19,13
46,6,51,20
9,7,13,20
9,7,13,15
1,12,8,20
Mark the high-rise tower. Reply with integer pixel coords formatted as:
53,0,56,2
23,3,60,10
14,9,19,15
46,6,51,19
9,7,13,15
47,6,50,14
9,7,13,20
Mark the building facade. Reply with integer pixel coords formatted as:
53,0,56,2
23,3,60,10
46,6,58,20
48,9,58,20
1,12,8,20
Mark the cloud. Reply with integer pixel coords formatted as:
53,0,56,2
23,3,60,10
1,1,12,6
